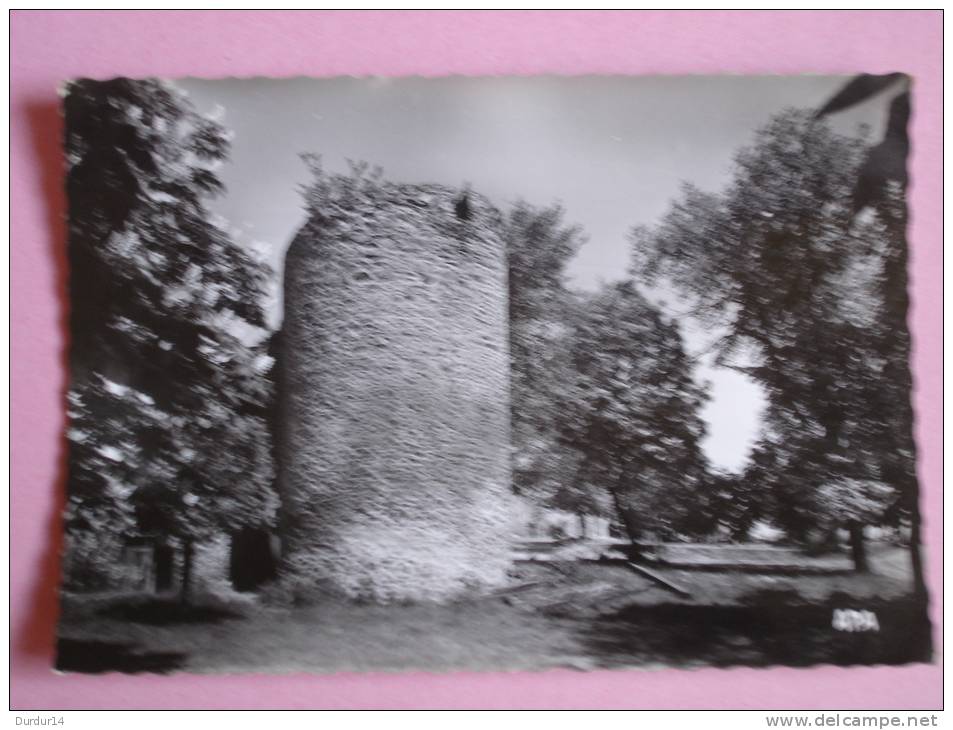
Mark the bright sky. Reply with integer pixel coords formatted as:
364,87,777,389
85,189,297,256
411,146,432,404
177,75,891,472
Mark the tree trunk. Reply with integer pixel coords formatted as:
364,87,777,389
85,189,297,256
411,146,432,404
848,521,868,572
607,482,640,559
180,539,194,604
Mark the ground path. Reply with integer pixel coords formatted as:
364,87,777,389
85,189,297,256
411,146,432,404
56,545,927,674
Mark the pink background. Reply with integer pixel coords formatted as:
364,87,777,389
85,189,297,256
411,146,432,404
10,10,943,710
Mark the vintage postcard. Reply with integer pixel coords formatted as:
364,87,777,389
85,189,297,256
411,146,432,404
56,75,930,674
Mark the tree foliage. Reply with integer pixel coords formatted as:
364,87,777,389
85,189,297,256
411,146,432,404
631,108,916,549
506,203,710,538
562,282,710,540
505,202,588,507
63,79,277,591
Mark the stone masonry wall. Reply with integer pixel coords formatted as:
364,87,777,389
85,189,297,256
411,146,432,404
278,182,514,603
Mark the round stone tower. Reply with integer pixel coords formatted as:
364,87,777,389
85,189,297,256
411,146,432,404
278,182,514,603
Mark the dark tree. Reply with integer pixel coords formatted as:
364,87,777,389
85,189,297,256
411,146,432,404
505,202,589,509
631,107,919,576
63,79,276,598
563,282,709,545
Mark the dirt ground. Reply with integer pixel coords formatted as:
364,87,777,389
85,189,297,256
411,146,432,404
56,544,931,675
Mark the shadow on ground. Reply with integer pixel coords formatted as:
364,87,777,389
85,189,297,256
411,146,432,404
56,638,187,674
579,590,932,669
97,598,242,626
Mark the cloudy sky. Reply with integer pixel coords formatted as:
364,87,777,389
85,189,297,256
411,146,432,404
178,75,891,472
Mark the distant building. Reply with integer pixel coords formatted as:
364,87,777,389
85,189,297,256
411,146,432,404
511,497,612,541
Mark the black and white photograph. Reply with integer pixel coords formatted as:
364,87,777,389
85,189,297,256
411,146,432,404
56,74,931,674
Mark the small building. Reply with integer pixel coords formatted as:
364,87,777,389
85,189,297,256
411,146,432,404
116,529,278,595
